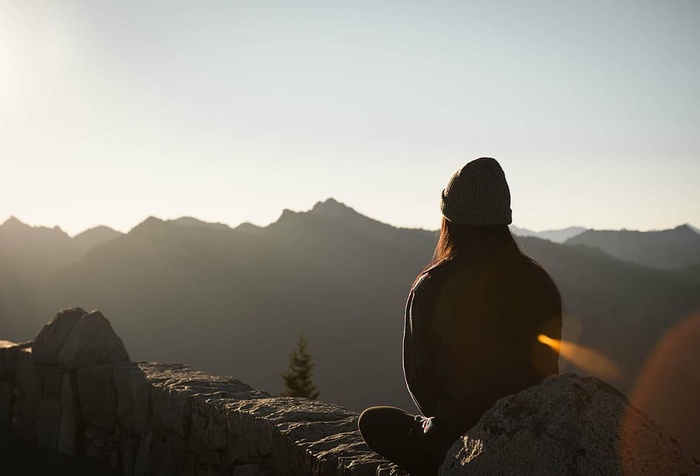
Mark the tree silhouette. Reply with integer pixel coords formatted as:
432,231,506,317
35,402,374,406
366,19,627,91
281,334,320,399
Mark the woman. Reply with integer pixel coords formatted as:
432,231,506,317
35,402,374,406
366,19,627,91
358,157,562,475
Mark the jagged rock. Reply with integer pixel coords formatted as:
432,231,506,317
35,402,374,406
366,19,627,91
225,396,389,476
3,328,401,475
440,373,700,475
33,308,85,365
143,361,266,442
57,310,131,369
77,364,118,431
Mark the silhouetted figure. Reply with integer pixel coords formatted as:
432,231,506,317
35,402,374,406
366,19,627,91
358,158,562,475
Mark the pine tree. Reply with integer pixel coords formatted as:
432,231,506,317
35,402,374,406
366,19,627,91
281,334,320,399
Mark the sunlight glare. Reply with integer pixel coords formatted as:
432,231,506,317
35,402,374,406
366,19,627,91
538,334,623,381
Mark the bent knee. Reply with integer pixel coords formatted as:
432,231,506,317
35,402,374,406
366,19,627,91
358,406,414,438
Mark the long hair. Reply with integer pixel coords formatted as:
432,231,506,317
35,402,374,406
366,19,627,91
432,218,518,264
412,218,519,287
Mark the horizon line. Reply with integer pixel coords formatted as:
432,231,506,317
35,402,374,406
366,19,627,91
1,198,698,238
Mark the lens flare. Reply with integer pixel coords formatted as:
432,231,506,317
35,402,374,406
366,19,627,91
625,312,700,462
538,334,623,381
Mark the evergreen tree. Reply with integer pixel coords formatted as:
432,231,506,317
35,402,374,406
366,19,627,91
281,334,320,399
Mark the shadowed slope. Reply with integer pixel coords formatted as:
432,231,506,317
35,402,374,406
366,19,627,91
1,203,699,418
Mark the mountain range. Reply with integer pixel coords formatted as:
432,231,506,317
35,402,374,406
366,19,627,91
509,225,587,243
566,225,700,270
1,199,699,455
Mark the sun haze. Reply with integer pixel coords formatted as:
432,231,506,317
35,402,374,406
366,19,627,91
1,1,698,235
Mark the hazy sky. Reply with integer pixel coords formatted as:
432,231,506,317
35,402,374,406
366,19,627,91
1,0,698,235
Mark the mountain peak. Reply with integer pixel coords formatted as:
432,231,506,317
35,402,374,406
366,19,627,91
171,216,230,230
310,198,361,220
73,226,123,249
0,216,68,237
511,225,587,244
234,222,263,235
676,224,697,235
2,215,29,228
129,216,167,234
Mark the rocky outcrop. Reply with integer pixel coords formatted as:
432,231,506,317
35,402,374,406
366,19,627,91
4,309,698,475
33,307,131,369
0,309,403,476
440,373,700,475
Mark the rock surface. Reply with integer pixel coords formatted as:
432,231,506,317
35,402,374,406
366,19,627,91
57,310,131,369
4,306,404,476
24,308,697,475
440,373,700,475
32,308,86,365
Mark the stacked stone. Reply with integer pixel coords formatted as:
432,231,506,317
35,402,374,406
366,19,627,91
0,308,403,476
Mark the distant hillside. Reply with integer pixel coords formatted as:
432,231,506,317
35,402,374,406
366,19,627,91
0,217,78,278
565,225,700,270
73,226,123,253
510,225,587,243
1,202,698,432
0,218,121,338
668,262,700,287
15,200,434,412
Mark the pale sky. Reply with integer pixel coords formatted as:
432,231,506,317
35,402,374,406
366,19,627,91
1,0,698,236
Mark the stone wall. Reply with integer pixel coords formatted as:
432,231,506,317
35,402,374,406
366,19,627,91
3,308,698,475
0,308,402,476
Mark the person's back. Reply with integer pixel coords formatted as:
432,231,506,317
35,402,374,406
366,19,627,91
405,244,561,433
359,157,563,476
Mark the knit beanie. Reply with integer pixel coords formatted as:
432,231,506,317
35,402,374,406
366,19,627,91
440,157,512,225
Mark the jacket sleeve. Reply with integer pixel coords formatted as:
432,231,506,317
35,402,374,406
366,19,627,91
504,263,562,380
403,273,442,417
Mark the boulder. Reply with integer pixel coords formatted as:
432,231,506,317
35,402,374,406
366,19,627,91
57,310,131,369
33,308,85,365
440,373,700,475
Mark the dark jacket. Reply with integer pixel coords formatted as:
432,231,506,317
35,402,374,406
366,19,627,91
402,247,562,433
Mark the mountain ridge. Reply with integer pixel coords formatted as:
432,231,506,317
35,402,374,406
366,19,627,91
3,209,696,240
566,225,700,270
2,201,698,459
510,225,587,243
